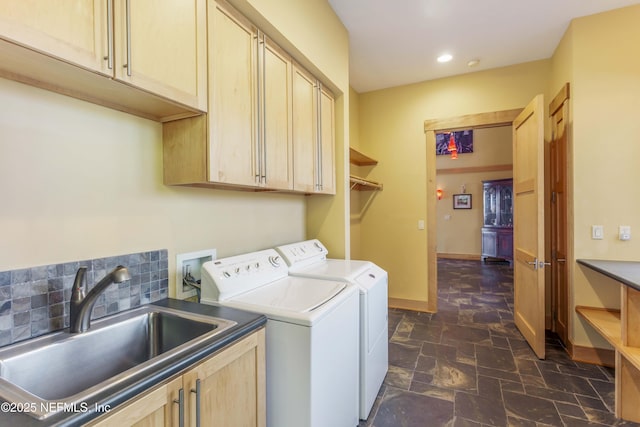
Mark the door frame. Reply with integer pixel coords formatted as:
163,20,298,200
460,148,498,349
548,83,571,345
424,109,522,312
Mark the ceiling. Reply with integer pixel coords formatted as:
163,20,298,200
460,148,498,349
328,0,640,93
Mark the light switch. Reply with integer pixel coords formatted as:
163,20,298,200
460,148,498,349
619,225,631,241
418,220,425,230
592,225,604,240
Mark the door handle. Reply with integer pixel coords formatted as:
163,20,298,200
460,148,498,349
191,379,201,427
556,258,566,263
527,259,551,270
173,388,184,427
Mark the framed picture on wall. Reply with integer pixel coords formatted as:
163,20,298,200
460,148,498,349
453,194,472,209
436,130,474,155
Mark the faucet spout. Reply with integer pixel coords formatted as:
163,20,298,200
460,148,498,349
69,265,131,333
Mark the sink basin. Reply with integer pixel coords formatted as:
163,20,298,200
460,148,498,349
0,305,236,420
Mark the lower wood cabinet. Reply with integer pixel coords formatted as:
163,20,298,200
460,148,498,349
87,328,265,427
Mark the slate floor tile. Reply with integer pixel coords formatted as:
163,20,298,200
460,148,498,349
455,391,508,426
389,341,421,369
374,387,454,427
475,344,517,372
503,390,563,426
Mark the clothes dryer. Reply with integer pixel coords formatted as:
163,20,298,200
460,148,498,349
275,240,388,420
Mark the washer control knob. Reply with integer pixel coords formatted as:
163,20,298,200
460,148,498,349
269,255,281,267
223,271,231,278
235,267,240,275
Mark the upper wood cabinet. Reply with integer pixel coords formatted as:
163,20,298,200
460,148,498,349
0,0,206,121
113,0,207,111
208,0,292,190
164,0,293,191
0,1,107,72
292,63,335,195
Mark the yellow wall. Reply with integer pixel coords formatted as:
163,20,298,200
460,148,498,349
356,60,550,303
349,87,363,259
436,126,512,257
0,0,349,295
553,5,640,348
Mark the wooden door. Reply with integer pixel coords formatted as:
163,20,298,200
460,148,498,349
115,0,206,111
317,85,336,194
183,329,266,427
513,94,546,359
292,63,318,193
261,34,293,190
549,84,570,345
89,377,182,427
208,0,258,187
0,0,107,74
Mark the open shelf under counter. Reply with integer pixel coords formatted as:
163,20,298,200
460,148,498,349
574,305,640,377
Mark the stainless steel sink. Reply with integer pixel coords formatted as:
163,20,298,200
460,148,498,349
0,305,236,420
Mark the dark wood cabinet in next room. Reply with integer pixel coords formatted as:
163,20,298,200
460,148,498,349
481,178,513,264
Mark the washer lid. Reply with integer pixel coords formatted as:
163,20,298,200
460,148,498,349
290,258,373,281
232,276,347,313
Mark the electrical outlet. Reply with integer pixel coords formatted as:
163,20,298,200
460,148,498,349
619,225,631,241
592,225,604,240
418,220,425,230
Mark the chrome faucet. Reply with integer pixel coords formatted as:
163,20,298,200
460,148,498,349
70,265,131,333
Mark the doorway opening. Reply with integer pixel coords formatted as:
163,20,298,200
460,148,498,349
424,109,522,314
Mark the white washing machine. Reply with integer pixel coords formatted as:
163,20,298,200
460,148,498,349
275,240,388,420
200,249,359,427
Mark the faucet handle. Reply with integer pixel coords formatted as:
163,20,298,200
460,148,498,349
71,267,88,302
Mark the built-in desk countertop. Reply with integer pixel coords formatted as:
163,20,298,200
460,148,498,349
577,259,640,292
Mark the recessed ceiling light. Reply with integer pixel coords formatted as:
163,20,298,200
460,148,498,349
467,59,480,67
437,54,453,63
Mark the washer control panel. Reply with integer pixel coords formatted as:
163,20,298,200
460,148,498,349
201,249,288,301
275,239,328,268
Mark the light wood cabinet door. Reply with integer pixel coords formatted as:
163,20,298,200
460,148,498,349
89,377,182,427
318,86,336,194
183,328,266,427
292,63,318,193
208,0,258,187
207,0,292,190
292,63,335,194
114,0,206,111
260,35,293,190
0,0,108,74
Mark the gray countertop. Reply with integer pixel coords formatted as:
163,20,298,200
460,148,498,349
577,259,640,292
0,298,266,427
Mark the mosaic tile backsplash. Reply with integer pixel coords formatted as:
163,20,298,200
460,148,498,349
0,249,169,347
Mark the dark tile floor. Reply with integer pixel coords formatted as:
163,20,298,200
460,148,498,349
360,259,640,427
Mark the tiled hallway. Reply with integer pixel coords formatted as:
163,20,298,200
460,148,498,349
361,259,640,426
